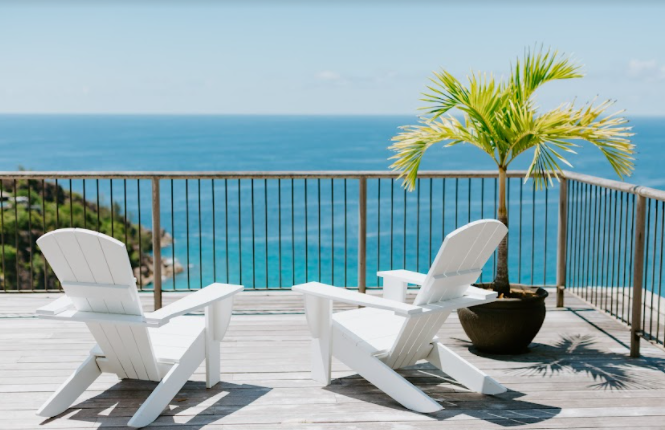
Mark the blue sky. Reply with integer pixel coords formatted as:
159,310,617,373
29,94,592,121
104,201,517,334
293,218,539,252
0,2,663,115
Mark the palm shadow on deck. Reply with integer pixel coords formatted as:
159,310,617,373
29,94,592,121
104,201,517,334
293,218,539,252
39,381,271,428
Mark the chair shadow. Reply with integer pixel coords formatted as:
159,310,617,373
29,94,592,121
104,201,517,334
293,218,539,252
40,380,271,428
324,367,561,427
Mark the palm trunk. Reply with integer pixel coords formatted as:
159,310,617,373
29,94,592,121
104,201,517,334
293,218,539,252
493,166,510,297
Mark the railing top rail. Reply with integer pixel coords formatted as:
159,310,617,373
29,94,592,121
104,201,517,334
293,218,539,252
0,169,663,201
562,171,665,202
0,170,527,180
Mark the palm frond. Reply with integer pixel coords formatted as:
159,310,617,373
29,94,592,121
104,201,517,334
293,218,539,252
390,46,635,192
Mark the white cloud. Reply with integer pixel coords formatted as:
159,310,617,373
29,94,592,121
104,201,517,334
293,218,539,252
627,59,665,81
315,70,344,82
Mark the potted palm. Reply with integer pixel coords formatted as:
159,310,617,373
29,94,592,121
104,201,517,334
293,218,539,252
390,47,634,354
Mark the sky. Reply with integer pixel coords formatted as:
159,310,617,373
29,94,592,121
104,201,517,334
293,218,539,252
0,1,664,115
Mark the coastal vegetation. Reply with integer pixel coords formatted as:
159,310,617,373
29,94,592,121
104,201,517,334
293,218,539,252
0,178,153,290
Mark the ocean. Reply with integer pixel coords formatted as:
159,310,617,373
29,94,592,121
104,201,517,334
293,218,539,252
0,115,662,290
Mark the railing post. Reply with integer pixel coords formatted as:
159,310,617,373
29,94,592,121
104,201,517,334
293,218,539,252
358,177,367,293
151,178,163,310
556,178,568,308
630,194,647,358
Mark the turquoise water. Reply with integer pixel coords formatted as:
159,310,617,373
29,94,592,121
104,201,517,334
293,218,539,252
0,115,662,290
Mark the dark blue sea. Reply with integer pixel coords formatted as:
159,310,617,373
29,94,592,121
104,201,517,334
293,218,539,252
0,115,662,290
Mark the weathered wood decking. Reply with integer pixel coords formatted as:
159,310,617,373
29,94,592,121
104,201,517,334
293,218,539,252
1,290,665,429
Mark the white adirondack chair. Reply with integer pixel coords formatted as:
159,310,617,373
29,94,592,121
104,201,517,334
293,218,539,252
293,219,508,413
34,228,243,428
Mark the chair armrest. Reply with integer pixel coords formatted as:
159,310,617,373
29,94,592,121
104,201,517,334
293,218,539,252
293,282,422,316
36,296,73,316
145,283,243,326
377,269,427,285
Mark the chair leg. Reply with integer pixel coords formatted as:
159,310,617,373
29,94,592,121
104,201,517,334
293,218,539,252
426,341,507,395
333,330,442,413
304,295,332,385
128,333,205,428
37,355,101,417
205,339,220,389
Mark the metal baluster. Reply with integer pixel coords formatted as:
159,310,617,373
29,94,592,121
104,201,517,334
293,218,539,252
455,178,459,229
642,198,652,330
531,181,536,286
649,200,661,338
611,190,619,316
238,179,242,285
601,189,609,311
358,177,367,292
212,179,216,282
318,178,321,282
28,180,33,289
225,179,229,283
627,194,635,324
0,183,5,291
467,178,471,224
519,179,523,283
69,180,73,228
42,180,47,289
292,179,295,285
171,179,176,290
251,179,255,288
377,179,381,286
403,186,407,269
185,180,190,290
265,179,268,288
416,179,420,271
55,179,59,229
343,179,347,287
305,179,308,282
13,180,19,290
390,178,394,270
442,178,446,243
198,179,203,289
151,178,162,308
124,179,129,248
137,180,142,290
83,179,87,229
544,186,548,285
279,179,282,287
331,179,334,285
96,179,100,231
617,190,625,320
493,178,497,277
657,201,665,342
110,180,113,236
429,178,433,264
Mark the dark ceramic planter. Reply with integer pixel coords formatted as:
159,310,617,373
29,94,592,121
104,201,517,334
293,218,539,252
458,285,548,354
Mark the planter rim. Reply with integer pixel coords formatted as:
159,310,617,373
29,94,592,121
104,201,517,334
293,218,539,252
471,284,549,307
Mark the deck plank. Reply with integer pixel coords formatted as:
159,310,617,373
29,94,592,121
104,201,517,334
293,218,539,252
1,289,665,429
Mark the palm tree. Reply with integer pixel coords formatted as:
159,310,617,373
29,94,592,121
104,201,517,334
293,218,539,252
390,47,634,297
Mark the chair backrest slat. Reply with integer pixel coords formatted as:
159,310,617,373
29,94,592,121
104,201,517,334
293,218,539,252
413,219,507,306
37,228,160,381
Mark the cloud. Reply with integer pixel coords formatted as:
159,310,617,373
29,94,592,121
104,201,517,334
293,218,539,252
627,59,665,81
315,70,345,83
314,70,399,86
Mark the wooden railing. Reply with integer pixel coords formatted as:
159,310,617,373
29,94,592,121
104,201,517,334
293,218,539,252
1,170,665,356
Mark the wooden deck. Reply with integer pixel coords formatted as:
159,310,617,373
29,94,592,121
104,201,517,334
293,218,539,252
2,290,665,429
